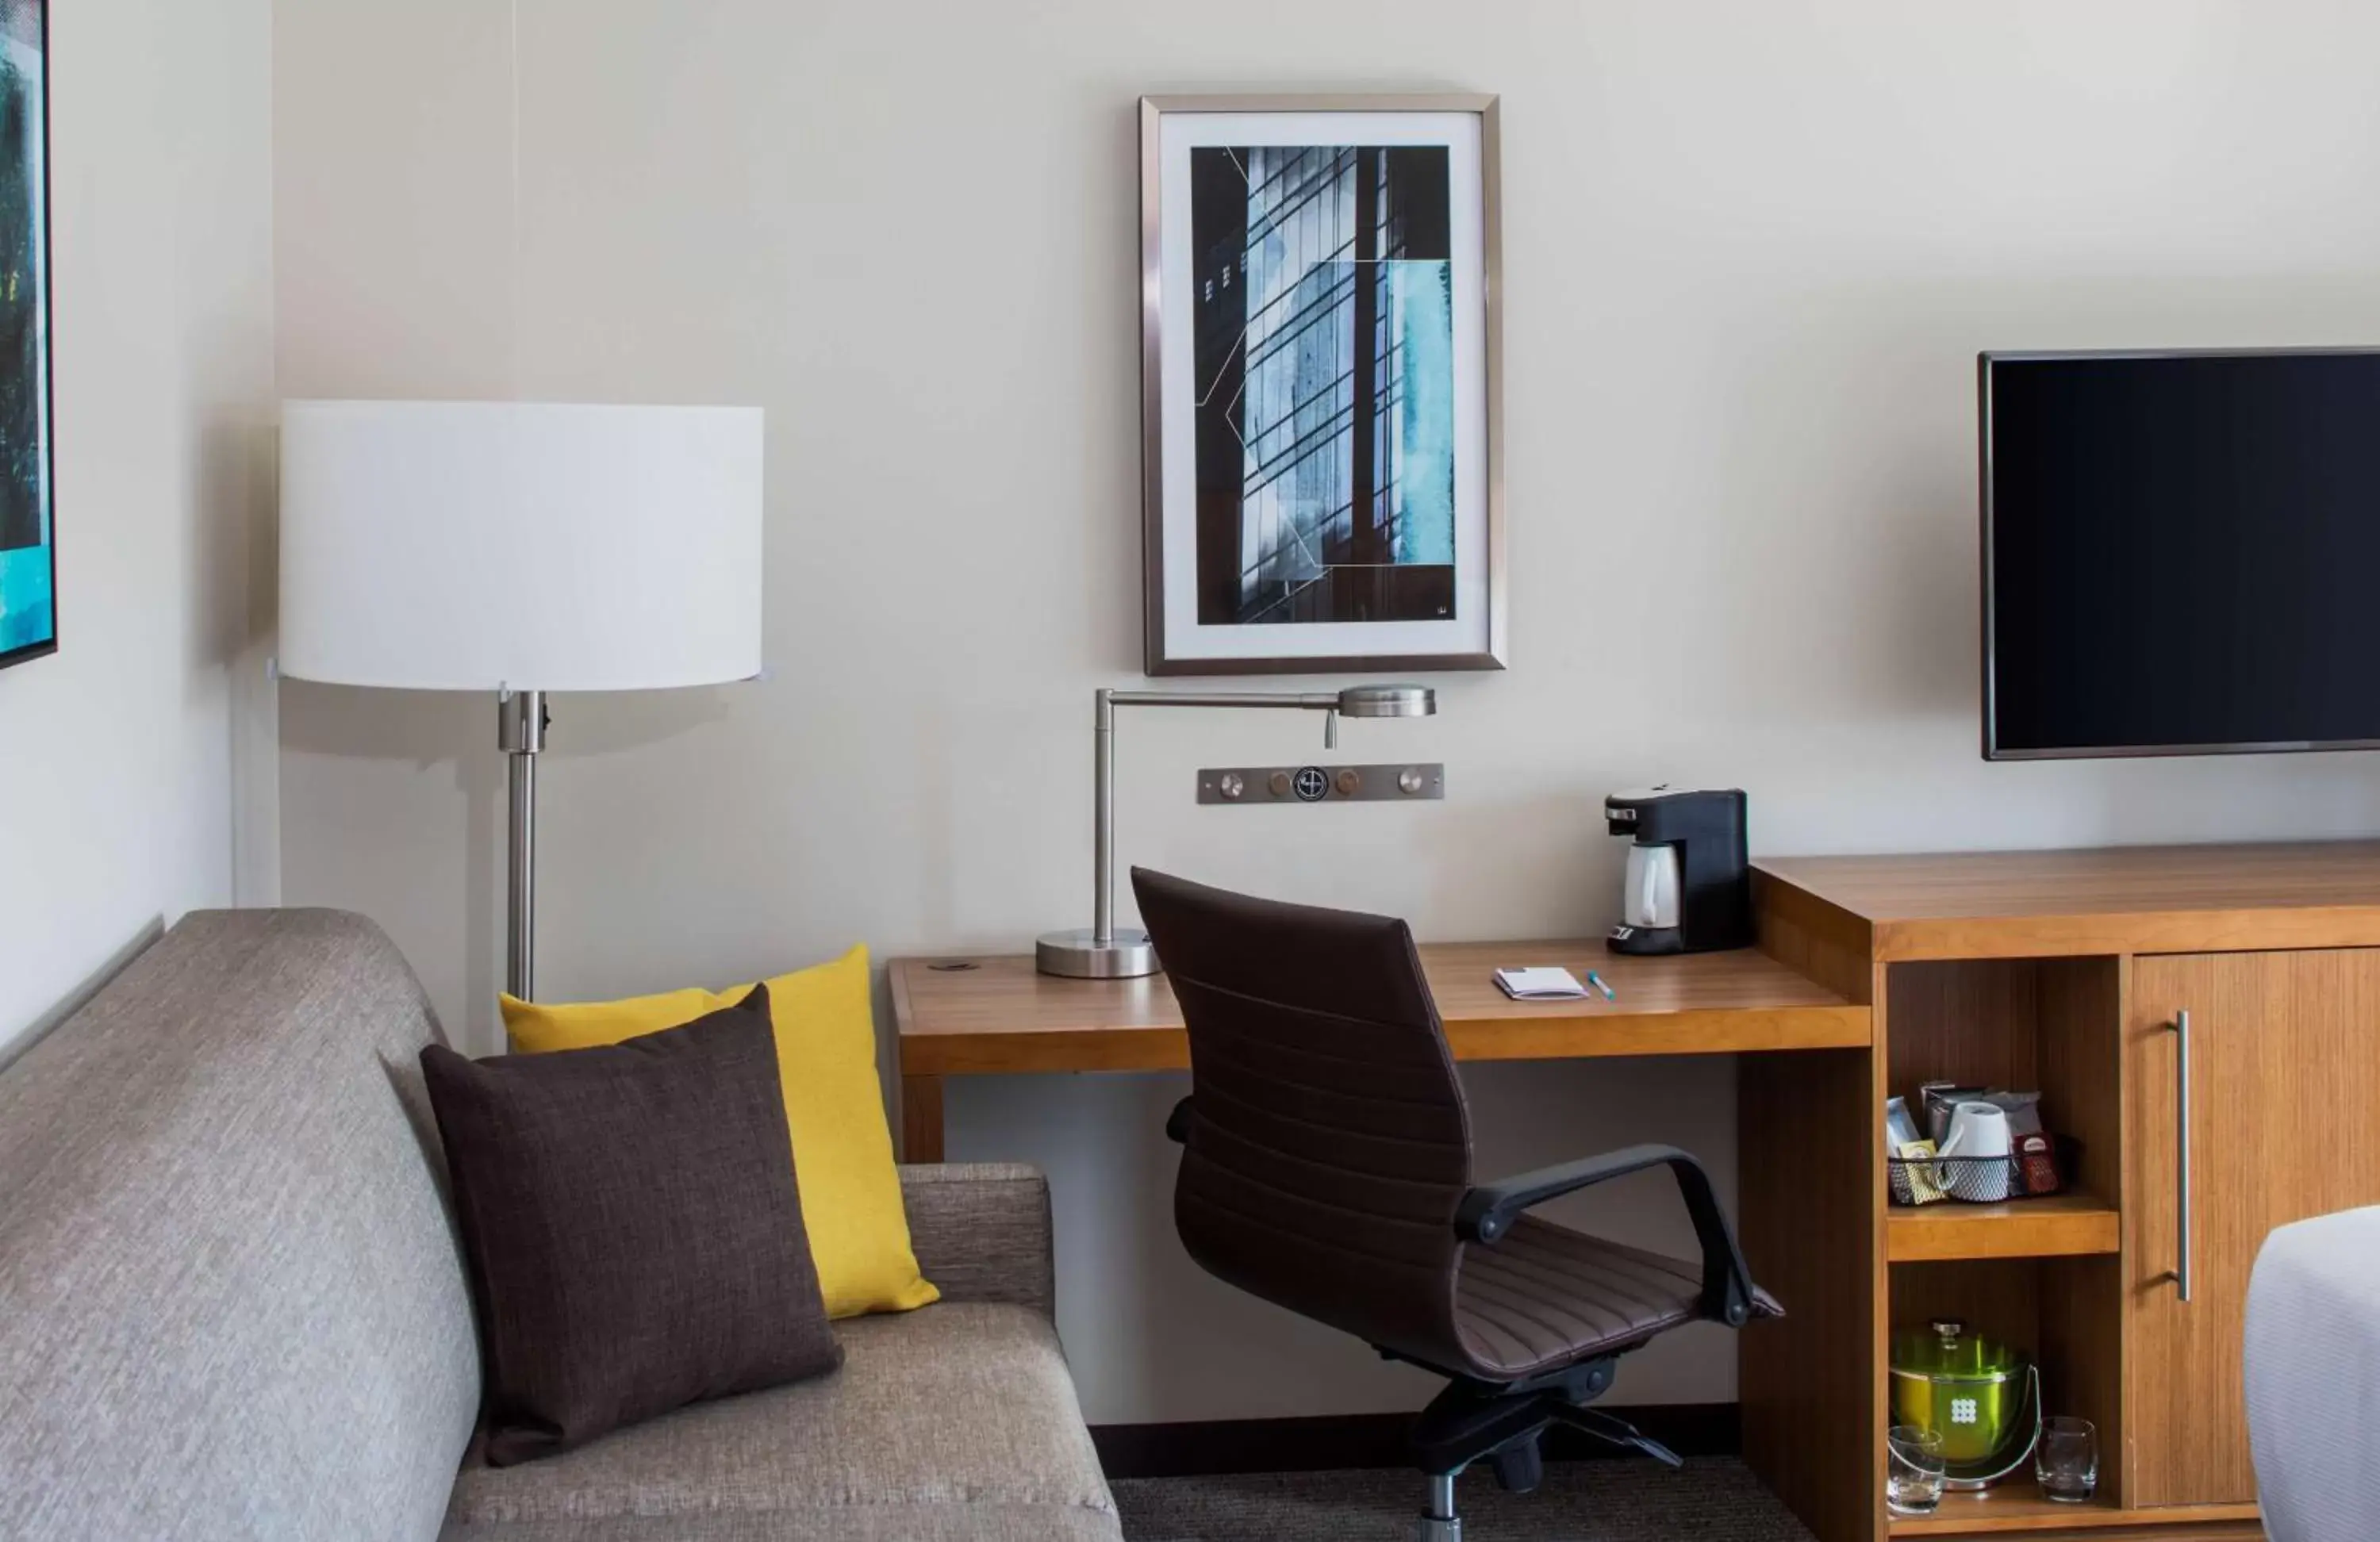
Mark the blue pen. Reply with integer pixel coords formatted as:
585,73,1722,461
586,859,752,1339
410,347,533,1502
1585,970,1618,1003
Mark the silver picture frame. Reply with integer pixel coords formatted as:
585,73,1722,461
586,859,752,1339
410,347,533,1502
1140,93,1506,677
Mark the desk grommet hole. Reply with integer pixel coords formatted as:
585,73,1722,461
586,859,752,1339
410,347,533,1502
927,961,981,972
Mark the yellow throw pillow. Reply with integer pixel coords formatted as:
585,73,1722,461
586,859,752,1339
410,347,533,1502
499,945,938,1320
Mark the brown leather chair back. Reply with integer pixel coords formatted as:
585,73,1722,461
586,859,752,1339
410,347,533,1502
1133,868,1473,1371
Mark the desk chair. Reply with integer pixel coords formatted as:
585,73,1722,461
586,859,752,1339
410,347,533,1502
1133,869,1782,1541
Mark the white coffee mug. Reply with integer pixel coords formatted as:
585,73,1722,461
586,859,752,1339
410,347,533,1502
1936,1101,2014,1201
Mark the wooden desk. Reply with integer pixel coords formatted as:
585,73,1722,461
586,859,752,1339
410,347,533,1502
889,941,1867,1160
887,845,2351,1542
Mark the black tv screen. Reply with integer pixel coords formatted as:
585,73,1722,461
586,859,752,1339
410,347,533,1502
1983,349,2380,759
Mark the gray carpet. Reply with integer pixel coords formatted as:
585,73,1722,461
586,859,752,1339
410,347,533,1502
1114,1459,1820,1540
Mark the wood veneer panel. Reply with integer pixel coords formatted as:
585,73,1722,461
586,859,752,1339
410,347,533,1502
900,1073,945,1164
904,1028,1192,1076
1742,1044,1883,1542
1754,867,1878,1003
1887,1195,2119,1264
1890,1499,2260,1537
1886,960,2041,1110
1891,1258,2040,1358
2036,959,2124,1223
2126,949,2380,1509
2039,1254,2125,1509
891,946,1867,1076
1759,841,2380,960
1421,941,1858,1024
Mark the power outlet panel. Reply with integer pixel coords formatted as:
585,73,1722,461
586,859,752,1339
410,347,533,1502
1196,762,1445,806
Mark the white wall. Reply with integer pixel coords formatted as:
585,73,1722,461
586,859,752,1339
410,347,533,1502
273,0,2380,1424
0,0,276,1059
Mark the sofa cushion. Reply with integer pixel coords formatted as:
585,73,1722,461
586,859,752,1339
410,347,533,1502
442,1302,1122,1542
423,987,843,1465
501,945,936,1321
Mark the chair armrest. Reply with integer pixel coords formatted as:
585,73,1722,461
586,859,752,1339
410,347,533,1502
898,1163,1055,1321
1453,1143,1760,1327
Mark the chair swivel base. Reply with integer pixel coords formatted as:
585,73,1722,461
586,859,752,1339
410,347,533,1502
1408,1356,1618,1475
1405,1356,1683,1540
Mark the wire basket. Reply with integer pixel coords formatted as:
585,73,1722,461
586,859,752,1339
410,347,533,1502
1889,1139,2071,1206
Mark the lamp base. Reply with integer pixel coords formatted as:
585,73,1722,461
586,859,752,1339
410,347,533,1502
1035,927,1161,979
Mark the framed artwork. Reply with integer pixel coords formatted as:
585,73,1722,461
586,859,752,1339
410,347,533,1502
0,0,49,671
1140,94,1503,677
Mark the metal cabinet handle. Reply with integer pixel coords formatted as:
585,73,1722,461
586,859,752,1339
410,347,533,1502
2166,1009,2193,1303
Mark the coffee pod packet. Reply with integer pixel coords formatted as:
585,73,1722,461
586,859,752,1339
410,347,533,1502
2014,1130,2061,1195
1886,1095,1921,1153
1983,1090,2046,1137
1895,1140,1949,1204
1922,1084,1987,1145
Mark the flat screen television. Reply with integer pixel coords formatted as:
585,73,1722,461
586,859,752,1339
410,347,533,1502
1983,347,2380,759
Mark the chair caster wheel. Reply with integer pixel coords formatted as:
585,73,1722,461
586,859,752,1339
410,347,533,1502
1491,1433,1545,1494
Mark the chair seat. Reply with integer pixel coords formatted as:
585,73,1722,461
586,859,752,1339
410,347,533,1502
1455,1217,1775,1381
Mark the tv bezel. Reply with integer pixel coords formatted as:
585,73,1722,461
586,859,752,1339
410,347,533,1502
1979,345,2380,761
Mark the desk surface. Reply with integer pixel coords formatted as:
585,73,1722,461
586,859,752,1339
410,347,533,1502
1759,840,2380,959
889,941,1869,1076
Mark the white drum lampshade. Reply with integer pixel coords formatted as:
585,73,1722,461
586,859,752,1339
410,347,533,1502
278,400,764,692
276,398,766,1004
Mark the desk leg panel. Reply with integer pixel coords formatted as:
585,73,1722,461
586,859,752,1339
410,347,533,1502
902,1073,946,1164
1740,1044,1883,1542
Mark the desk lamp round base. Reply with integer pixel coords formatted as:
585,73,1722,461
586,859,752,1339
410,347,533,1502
1036,928,1161,979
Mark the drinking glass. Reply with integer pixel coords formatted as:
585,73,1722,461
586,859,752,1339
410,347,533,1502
2036,1416,2099,1503
1887,1425,1947,1516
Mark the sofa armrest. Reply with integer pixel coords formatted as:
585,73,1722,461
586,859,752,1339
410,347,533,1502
900,1163,1056,1321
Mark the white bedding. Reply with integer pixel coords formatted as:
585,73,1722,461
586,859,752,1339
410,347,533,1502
2248,1205,2380,1541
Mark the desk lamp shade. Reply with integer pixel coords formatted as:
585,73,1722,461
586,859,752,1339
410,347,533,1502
278,401,764,691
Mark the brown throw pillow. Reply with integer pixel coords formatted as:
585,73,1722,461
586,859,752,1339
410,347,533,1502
420,985,843,1464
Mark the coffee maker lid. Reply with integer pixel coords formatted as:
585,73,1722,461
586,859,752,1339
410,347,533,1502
1606,784,1740,807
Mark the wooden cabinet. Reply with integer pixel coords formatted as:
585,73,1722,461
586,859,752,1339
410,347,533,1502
1753,845,2380,1542
2126,949,2380,1508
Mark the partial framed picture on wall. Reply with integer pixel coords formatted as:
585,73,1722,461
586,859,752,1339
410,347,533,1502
1141,94,1503,676
0,0,49,671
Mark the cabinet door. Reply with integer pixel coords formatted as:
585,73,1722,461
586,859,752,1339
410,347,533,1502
2127,949,2380,1508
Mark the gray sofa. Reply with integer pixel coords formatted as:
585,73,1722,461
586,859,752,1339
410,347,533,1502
0,909,1123,1542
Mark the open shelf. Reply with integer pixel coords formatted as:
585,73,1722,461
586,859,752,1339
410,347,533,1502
1889,1481,2113,1534
1889,1253,2127,1536
1887,1191,2120,1263
1887,1481,2260,1535
1880,959,2134,1540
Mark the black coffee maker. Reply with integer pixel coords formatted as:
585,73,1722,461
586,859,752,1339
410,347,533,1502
1604,786,1752,955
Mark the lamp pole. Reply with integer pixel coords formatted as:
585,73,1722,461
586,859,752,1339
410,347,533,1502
498,689,547,1000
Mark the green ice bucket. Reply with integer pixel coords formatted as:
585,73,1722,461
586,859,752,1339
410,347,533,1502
1889,1318,2038,1489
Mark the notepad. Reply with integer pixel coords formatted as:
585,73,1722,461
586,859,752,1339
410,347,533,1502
1493,967,1590,1001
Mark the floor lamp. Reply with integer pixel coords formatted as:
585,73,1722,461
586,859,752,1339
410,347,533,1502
276,400,765,1002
